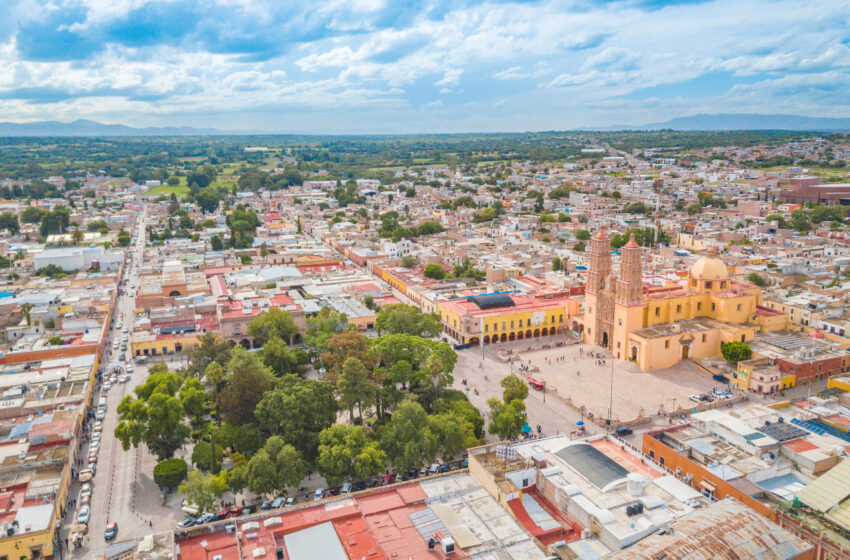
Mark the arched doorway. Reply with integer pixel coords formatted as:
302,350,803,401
239,339,251,349
526,329,532,339
602,332,609,348
681,344,689,360
572,320,579,332
542,327,548,337
168,290,182,297
500,333,507,343
468,337,479,347
483,335,490,344
533,328,540,338
631,346,638,361
508,332,516,341
517,331,524,340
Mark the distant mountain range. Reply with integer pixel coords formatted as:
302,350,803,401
0,119,239,137
587,113,850,132
0,114,849,137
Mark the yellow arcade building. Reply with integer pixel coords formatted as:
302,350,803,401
583,232,788,371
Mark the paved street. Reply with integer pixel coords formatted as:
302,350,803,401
63,212,185,556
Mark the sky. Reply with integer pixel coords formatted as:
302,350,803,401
0,0,849,133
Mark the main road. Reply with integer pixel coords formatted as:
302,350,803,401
64,209,185,557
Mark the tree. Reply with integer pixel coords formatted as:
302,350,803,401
721,341,752,364
255,376,337,462
321,330,373,377
401,255,417,268
501,375,529,404
247,307,299,346
375,304,441,338
423,263,445,279
429,412,478,458
114,369,191,460
87,219,109,232
178,470,228,513
487,397,526,441
0,212,19,234
210,234,223,251
790,209,811,232
179,377,207,420
191,440,222,471
47,335,63,346
573,241,586,252
72,228,84,245
304,306,349,354
316,425,387,485
21,207,45,224
153,458,188,488
575,229,591,240
243,436,306,495
746,272,767,287
20,302,34,327
262,336,306,377
435,390,485,438
337,358,374,421
551,257,562,271
380,400,438,473
218,348,273,426
186,333,231,377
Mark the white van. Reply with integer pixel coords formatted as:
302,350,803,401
97,397,107,411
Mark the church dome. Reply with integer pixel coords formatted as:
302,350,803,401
690,255,729,280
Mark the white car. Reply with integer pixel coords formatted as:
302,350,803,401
102,382,112,392
91,432,101,443
93,422,103,432
89,441,100,453
125,365,134,373
77,506,91,524
122,327,129,334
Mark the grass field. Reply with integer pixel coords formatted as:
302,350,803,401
145,184,190,197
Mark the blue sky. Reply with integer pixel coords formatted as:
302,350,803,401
0,0,848,132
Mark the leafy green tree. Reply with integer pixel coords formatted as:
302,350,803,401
401,255,417,267
210,234,223,251
487,398,526,441
765,214,789,229
21,207,45,224
243,436,306,495
316,425,387,485
187,333,231,377
429,412,478,457
304,306,349,354
218,347,273,426
435,390,485,438
179,377,206,420
337,358,374,421
746,272,767,287
573,241,586,252
321,330,373,378
0,212,19,234
114,369,191,460
375,304,440,338
380,400,438,473
87,219,109,232
688,204,703,215
501,375,529,404
423,263,445,279
211,422,264,456
262,336,306,377
255,376,337,462
248,307,299,346
790,209,811,232
551,257,562,271
153,458,187,488
191,440,222,472
178,470,227,513
575,229,591,240
721,341,752,364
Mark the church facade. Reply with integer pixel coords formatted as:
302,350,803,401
583,231,788,371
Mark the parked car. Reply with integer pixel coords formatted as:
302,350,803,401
327,486,341,496
712,374,729,383
126,365,134,373
216,508,231,519
365,478,378,488
418,467,428,477
102,382,112,392
195,513,214,525
96,410,105,421
78,506,91,524
91,432,101,443
353,481,366,492
229,505,243,517
119,353,125,361
284,496,296,507
80,494,90,507
89,441,100,453
93,422,103,433
615,427,633,437
688,394,703,403
260,501,272,511
104,522,118,541
313,488,325,500
242,505,255,515
270,497,286,509
119,375,131,384
428,463,441,475
341,482,352,494
176,518,196,529
80,483,92,498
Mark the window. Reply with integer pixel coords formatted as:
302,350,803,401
720,281,726,289
519,319,523,327
655,307,660,317
665,340,670,349
493,323,497,331
502,322,506,330
619,319,623,326
510,320,514,329
711,303,716,312
676,304,681,313
697,302,702,311
559,314,564,323
740,335,745,342
551,316,555,324
737,304,741,311
617,341,621,348
484,324,489,333
701,334,706,343
705,281,713,290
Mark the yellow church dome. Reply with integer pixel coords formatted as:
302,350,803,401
690,255,729,280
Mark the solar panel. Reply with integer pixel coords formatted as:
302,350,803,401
555,443,630,490
758,423,808,442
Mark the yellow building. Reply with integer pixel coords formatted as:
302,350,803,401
583,233,788,371
438,293,579,346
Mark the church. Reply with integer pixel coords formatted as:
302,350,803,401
582,231,788,371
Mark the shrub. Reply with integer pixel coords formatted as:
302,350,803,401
153,458,188,488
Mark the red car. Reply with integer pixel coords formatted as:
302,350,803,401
229,505,243,517
327,486,341,496
216,508,231,519
380,474,395,486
